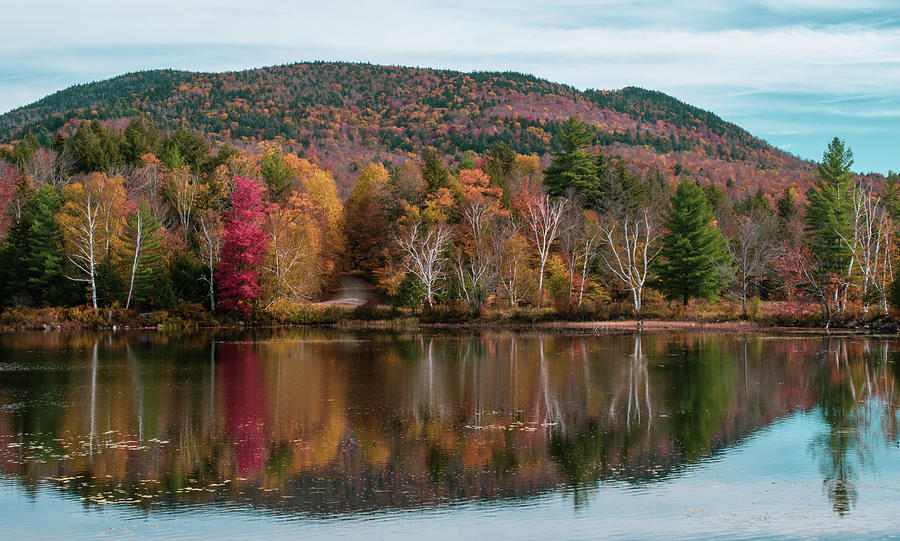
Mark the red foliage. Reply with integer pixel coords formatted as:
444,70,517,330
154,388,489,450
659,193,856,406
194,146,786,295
216,176,266,313
0,162,22,238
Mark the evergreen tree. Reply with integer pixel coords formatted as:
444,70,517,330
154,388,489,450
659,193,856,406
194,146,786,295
804,137,854,279
482,142,516,206
162,127,209,173
654,180,730,305
122,117,160,164
94,256,125,307
260,148,292,200
393,272,426,313
421,147,451,193
543,117,600,205
0,213,32,306
70,121,124,173
24,185,64,302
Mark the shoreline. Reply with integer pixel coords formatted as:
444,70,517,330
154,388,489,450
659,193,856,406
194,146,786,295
3,317,894,336
346,319,893,336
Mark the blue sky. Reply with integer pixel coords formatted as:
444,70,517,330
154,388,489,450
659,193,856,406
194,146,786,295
2,0,898,173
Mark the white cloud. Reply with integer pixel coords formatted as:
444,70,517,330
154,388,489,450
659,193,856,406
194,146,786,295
1,1,898,171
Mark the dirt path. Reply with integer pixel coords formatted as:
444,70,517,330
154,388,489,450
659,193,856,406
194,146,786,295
315,274,373,308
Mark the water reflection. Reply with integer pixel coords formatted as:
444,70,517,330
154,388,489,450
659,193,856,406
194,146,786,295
0,330,898,519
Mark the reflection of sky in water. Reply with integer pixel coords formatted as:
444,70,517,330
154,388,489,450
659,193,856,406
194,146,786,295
2,411,899,540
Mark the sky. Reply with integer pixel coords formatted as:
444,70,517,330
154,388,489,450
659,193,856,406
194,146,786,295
1,0,899,173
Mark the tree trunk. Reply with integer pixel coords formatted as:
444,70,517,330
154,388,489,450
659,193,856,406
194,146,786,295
741,283,747,317
537,259,546,307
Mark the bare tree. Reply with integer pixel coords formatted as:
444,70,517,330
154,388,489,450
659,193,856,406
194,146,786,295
496,218,533,307
576,218,603,308
455,199,500,311
167,168,199,243
601,208,662,315
395,221,452,309
721,207,778,315
124,209,147,310
840,180,893,314
559,209,584,303
197,212,223,312
523,194,568,306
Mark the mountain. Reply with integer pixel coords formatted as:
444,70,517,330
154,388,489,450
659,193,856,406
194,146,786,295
0,62,813,193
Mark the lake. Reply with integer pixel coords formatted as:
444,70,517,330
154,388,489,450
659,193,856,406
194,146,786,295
0,329,898,539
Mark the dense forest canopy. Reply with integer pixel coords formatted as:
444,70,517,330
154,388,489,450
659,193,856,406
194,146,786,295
0,62,815,196
0,62,897,328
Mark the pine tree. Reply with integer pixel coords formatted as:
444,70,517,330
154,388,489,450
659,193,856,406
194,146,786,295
543,117,600,206
654,180,730,305
24,185,64,302
260,148,292,200
804,138,854,280
0,213,31,306
421,147,451,193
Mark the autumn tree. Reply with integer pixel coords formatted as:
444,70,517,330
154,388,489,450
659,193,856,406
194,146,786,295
522,194,568,306
166,167,201,243
261,192,325,304
395,221,452,309
601,207,662,314
453,168,504,311
720,203,778,316
216,176,266,313
57,173,126,307
344,164,391,275
496,219,535,307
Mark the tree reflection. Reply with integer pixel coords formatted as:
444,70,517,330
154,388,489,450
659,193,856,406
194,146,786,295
0,330,896,517
808,338,899,516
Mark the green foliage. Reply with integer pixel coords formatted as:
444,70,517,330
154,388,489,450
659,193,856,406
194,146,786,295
0,131,42,164
162,127,209,172
421,147,451,193
260,148,292,200
70,121,124,172
122,117,160,164
94,256,125,307
24,185,65,301
804,137,855,277
0,212,32,306
482,142,516,206
120,202,165,308
169,251,207,305
457,151,476,171
543,117,600,205
393,272,426,311
654,180,730,305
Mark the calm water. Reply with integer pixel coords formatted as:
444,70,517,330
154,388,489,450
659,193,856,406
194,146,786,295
0,330,899,540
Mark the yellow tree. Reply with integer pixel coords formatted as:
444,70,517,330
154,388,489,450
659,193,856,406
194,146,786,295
261,191,325,305
345,164,391,275
57,173,126,307
283,154,344,267
166,167,202,243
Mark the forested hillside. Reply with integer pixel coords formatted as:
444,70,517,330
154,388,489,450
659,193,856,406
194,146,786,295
2,62,895,329
0,62,812,194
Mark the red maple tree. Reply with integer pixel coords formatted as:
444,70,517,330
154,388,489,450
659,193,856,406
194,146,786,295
216,176,266,313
